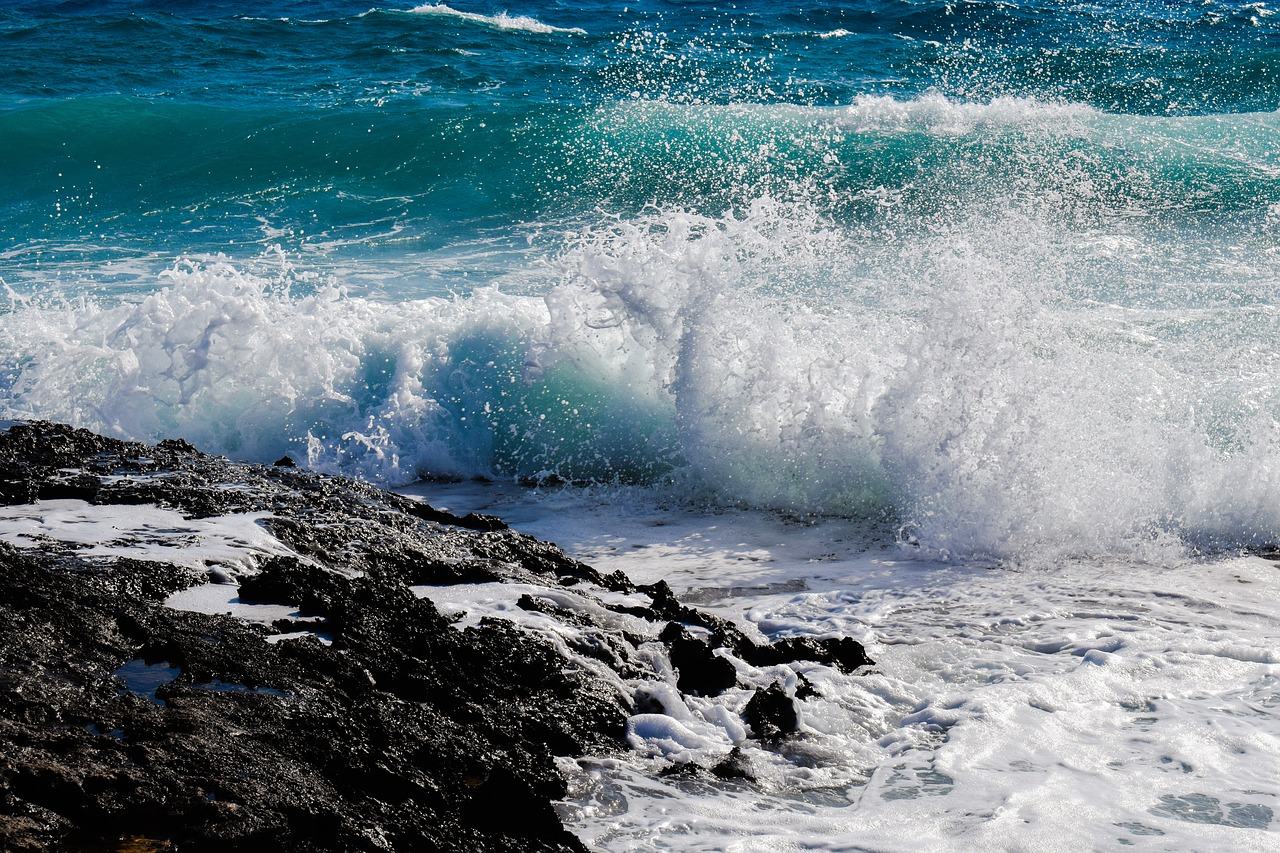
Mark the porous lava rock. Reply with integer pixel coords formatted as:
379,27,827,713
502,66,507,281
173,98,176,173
0,422,873,852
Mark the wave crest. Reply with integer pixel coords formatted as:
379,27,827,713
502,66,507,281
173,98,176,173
405,4,586,35
3,197,1279,563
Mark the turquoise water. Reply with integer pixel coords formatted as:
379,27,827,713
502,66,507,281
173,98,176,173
2,1,1280,559
8,9,1279,847
3,1,1277,276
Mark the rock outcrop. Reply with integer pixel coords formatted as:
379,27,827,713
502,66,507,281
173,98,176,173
0,422,872,852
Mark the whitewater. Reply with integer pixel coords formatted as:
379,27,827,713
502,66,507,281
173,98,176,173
1,0,1278,848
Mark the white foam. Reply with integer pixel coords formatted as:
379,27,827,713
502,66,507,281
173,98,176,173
594,94,1100,139
835,92,1100,135
0,495,335,641
411,580,651,636
165,582,300,624
162,574,333,645
405,4,586,35
0,259,556,483
0,498,293,572
627,714,716,760
434,484,1280,851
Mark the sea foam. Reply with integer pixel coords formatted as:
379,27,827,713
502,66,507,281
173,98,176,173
404,3,586,35
2,189,1278,563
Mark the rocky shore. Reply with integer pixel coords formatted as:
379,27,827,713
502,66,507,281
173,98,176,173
0,422,872,852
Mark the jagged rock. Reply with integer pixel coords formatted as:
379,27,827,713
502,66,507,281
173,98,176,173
738,636,874,674
657,761,706,779
743,682,798,741
636,580,875,676
659,622,738,697
0,422,875,851
0,423,621,852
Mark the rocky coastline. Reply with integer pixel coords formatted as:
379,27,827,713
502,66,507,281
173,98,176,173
0,422,872,852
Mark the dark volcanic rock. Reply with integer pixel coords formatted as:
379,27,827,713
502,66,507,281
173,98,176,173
659,623,738,697
743,682,799,742
0,423,616,852
740,636,874,674
710,746,754,781
636,580,874,676
0,422,875,852
0,555,609,853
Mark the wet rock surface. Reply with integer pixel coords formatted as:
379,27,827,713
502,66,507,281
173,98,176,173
0,422,874,851
743,682,799,742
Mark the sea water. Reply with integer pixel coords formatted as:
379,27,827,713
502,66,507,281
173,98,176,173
1,0,1278,848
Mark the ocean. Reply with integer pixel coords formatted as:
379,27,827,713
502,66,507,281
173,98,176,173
1,0,1278,848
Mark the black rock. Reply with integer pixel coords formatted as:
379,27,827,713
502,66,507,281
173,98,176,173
743,682,798,741
710,746,754,781
794,672,820,700
622,580,875,676
659,622,738,697
0,423,622,852
658,761,706,779
739,635,874,674
0,421,876,852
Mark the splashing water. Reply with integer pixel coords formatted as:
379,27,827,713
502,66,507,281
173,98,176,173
4,184,1279,563
4,2,1280,847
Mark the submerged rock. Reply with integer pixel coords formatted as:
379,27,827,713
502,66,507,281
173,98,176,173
0,422,874,851
710,746,755,781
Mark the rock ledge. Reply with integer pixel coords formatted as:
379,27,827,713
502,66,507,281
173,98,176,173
0,422,872,852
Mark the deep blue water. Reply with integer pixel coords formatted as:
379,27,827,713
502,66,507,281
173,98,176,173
2,1,1279,557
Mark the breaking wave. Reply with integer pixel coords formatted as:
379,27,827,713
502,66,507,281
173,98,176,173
3,191,1279,563
403,4,587,35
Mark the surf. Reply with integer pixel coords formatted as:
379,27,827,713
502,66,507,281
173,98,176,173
2,184,1278,564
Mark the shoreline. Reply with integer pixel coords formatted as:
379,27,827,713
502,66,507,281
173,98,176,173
0,421,872,852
